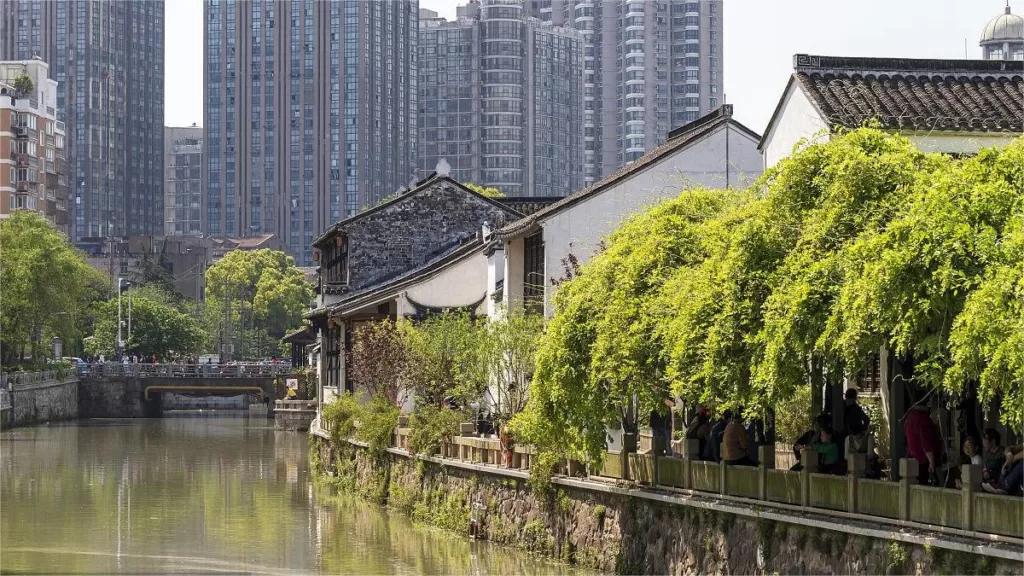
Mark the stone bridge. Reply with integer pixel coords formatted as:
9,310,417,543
77,363,289,417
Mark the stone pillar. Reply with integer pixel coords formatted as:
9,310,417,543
961,464,982,531
847,452,866,513
800,447,817,507
719,442,728,495
621,432,637,482
758,445,775,501
898,458,919,520
680,439,698,490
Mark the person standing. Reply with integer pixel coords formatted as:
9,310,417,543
904,403,940,485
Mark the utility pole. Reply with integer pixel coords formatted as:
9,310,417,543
127,293,132,341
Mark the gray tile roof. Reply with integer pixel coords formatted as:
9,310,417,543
789,54,1024,134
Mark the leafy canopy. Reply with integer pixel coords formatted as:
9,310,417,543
514,128,1024,457
0,212,105,363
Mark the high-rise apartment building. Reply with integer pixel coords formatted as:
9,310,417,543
530,0,723,185
204,0,418,265
0,0,166,241
0,59,67,232
418,0,584,197
164,125,204,236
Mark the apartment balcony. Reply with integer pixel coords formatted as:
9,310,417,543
14,153,31,167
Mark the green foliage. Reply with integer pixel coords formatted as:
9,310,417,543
774,383,813,445
358,395,400,459
518,129,1024,448
0,212,106,363
481,307,544,427
400,311,487,409
350,319,408,403
322,393,360,444
514,188,739,462
886,541,910,575
593,504,607,521
464,183,505,198
407,403,464,456
205,249,312,359
85,292,205,360
11,74,34,97
134,251,178,297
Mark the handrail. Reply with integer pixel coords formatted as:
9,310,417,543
76,362,293,379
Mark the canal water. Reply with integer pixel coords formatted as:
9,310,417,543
1,414,579,575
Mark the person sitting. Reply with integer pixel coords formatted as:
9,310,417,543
722,411,755,466
791,414,829,471
983,444,1024,495
704,410,731,462
955,436,983,489
811,426,841,474
685,407,710,457
980,428,1006,485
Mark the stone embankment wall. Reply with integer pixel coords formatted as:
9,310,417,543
3,380,78,428
312,437,1019,575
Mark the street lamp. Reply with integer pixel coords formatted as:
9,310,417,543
117,278,132,357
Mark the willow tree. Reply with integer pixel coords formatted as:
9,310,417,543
749,128,941,407
512,190,739,462
822,140,1024,426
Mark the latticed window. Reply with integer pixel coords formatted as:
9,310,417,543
523,232,545,314
325,323,342,390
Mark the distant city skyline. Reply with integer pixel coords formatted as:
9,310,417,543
165,0,1016,137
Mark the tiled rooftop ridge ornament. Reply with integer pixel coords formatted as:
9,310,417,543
435,158,451,178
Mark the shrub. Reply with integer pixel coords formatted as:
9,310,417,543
322,393,360,444
408,403,465,456
358,395,400,458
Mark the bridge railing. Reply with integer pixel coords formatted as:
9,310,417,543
79,363,292,379
1,369,78,391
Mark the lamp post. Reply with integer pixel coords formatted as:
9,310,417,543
117,277,124,356
117,278,132,358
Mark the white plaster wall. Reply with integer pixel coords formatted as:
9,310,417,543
540,126,764,316
486,247,505,319
761,82,831,169
402,253,489,312
503,237,525,311
904,133,1018,155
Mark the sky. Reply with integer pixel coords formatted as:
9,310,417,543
166,0,1012,135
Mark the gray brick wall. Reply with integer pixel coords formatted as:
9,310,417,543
344,180,517,290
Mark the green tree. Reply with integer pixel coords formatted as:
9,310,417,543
350,319,409,404
464,183,505,198
0,212,105,363
12,74,34,98
482,308,544,431
85,292,205,360
512,189,738,462
400,311,486,409
204,249,312,359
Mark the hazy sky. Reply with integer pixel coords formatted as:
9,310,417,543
166,0,1012,135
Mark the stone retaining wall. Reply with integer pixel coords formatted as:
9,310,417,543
3,379,78,428
311,437,1021,575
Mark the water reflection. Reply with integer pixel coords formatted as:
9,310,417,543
1,415,579,575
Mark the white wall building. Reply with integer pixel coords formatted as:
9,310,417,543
760,54,1024,169
490,105,763,317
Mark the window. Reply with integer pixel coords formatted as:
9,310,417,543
523,232,545,315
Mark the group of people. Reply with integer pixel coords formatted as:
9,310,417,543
682,406,767,466
679,388,881,476
956,429,1024,495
